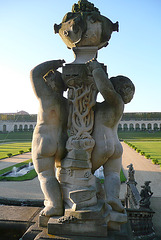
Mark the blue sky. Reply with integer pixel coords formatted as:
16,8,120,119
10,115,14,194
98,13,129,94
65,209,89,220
0,0,161,114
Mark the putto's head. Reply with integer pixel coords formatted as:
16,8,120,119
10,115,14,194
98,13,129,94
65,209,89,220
43,70,67,94
110,75,135,104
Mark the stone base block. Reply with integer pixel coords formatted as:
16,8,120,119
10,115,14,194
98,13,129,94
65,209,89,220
108,209,127,231
47,200,111,237
64,199,110,221
39,214,50,227
22,222,131,239
48,216,108,237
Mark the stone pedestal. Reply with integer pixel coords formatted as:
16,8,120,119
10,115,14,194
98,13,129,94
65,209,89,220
48,200,111,237
38,62,127,236
45,62,117,236
58,63,98,211
72,47,98,64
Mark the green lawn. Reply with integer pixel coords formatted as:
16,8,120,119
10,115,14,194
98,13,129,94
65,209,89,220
0,142,31,159
127,141,161,164
118,131,161,141
0,159,37,181
0,131,33,143
119,131,161,165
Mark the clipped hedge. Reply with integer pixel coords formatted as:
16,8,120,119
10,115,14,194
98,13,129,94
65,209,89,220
19,150,24,154
124,140,160,165
7,153,13,158
152,159,159,165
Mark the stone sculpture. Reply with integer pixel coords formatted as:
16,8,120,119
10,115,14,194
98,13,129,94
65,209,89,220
140,181,153,209
30,60,68,217
31,0,135,236
88,61,135,214
127,163,136,183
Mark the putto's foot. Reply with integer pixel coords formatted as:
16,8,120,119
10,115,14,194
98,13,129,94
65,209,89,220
107,196,124,213
40,206,63,217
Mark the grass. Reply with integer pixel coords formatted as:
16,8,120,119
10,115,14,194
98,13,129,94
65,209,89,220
118,131,161,141
0,131,33,143
119,131,161,165
0,159,37,181
0,142,31,159
120,169,127,182
126,141,161,164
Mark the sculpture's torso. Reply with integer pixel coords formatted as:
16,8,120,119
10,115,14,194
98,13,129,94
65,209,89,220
91,101,123,171
32,95,68,162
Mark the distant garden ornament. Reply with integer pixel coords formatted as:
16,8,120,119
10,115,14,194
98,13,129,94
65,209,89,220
127,163,136,184
30,0,135,237
140,181,153,209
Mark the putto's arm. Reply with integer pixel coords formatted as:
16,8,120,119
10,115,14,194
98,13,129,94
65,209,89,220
30,60,65,99
86,60,121,105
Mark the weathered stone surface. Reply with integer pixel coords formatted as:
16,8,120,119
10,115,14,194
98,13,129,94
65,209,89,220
48,217,108,237
69,188,96,203
54,1,119,50
0,205,41,240
0,205,40,222
23,221,132,239
48,200,112,236
30,1,135,237
39,214,50,227
64,200,110,220
72,47,98,64
151,197,161,237
30,60,68,217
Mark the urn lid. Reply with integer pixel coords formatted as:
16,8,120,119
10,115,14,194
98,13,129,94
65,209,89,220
54,0,119,50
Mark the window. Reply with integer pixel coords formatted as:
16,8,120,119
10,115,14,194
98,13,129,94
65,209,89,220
135,123,140,131
123,123,128,131
14,125,18,132
147,123,152,130
118,124,122,131
154,123,158,131
141,123,146,130
19,125,23,131
3,125,6,132
29,125,33,131
129,123,134,131
24,125,28,131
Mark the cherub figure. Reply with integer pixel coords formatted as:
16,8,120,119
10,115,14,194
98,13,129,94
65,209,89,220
140,181,153,209
30,60,68,217
127,163,136,183
86,59,135,214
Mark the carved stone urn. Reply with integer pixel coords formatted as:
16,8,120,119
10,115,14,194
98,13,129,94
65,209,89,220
54,0,118,64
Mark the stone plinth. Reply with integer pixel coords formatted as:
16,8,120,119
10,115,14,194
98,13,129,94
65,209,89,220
48,200,111,237
72,47,98,64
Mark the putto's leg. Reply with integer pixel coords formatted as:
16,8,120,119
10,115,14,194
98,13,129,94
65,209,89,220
33,157,63,217
103,157,124,213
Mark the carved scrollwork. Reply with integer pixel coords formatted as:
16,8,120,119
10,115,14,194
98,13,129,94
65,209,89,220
58,215,77,223
66,169,73,177
84,171,91,178
67,76,97,141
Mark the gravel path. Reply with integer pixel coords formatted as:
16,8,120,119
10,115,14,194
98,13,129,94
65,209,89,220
121,142,161,197
0,152,43,201
0,152,32,170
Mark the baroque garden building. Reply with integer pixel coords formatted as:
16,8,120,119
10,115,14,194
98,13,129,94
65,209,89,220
0,111,37,133
0,111,161,133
